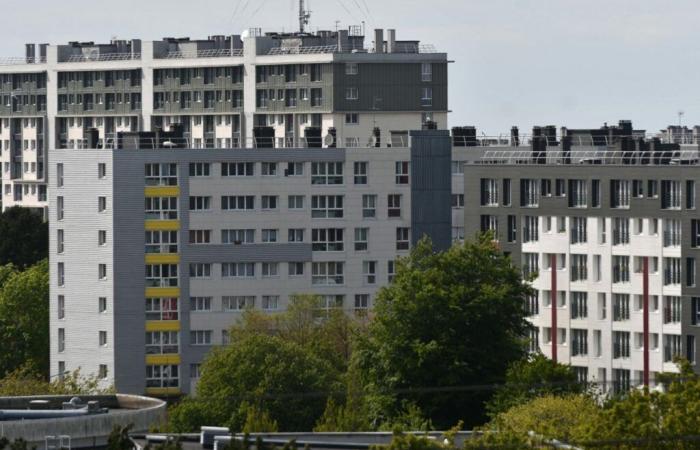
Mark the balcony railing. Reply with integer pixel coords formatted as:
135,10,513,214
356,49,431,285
64,53,141,63
162,48,243,59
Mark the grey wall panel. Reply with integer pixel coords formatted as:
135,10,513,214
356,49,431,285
120,147,346,163
410,130,452,251
185,243,312,263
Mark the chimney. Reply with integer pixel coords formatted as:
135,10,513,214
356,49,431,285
387,29,396,53
337,29,349,52
373,29,384,53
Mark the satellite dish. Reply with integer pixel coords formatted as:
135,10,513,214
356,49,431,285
369,135,378,147
86,49,99,61
324,134,335,146
162,140,176,148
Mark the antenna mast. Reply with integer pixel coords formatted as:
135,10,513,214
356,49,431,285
299,0,310,33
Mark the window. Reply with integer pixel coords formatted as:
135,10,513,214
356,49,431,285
311,262,344,285
99,297,107,313
320,295,344,311
311,162,343,185
388,194,402,218
189,162,211,177
688,180,696,209
664,296,681,324
568,179,587,207
98,365,108,379
570,292,587,319
221,162,254,176
311,195,344,218
661,180,681,209
312,229,344,251
57,229,64,254
188,229,211,245
554,179,566,197
288,195,304,209
262,263,279,277
520,179,540,207
98,264,107,280
507,216,517,243
55,196,63,220
611,180,630,208
570,254,588,282
98,163,106,179
98,196,107,212
522,216,538,243
146,331,179,354
145,197,178,220
613,218,630,245
451,161,464,175
692,220,700,248
262,162,278,176
146,365,179,388
664,258,681,286
261,195,278,210
221,195,255,211
56,163,64,187
99,331,108,347
58,328,65,352
222,229,254,244
570,217,587,244
452,194,464,208
222,262,255,278
632,180,644,198
522,253,538,278
345,63,359,75
190,296,212,312
664,335,682,363
262,295,279,311
613,256,630,283
355,228,369,251
189,263,211,279
262,229,278,243
395,162,410,184
354,294,370,316
285,162,304,176
362,195,377,218
145,163,178,186
613,294,630,321
421,63,432,82
591,179,601,207
388,260,396,282
648,180,659,198
571,329,588,356
664,219,681,247
189,196,211,211
98,230,107,246
145,264,178,287
346,87,359,100
613,331,630,359
363,261,377,284
145,298,178,321
480,179,499,206
57,295,65,320
354,162,368,184
421,87,432,106
345,113,359,125
190,330,212,346
288,262,305,276
687,258,696,287
288,229,305,242
396,227,410,250
223,296,255,311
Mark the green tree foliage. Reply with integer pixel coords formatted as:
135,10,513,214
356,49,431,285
485,353,586,418
353,236,533,428
0,366,111,396
0,206,48,268
242,404,279,433
0,260,49,377
169,334,337,432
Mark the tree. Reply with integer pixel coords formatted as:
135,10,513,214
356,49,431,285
0,259,49,377
0,207,48,268
486,353,586,418
353,236,533,429
168,334,337,432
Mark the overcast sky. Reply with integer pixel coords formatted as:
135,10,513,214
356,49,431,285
2,0,696,134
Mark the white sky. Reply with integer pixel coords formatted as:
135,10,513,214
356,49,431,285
2,0,697,135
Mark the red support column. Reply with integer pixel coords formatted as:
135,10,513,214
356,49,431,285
551,253,558,363
643,256,650,388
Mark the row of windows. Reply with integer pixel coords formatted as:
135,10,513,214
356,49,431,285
481,178,697,210
58,93,142,112
153,90,242,109
58,70,141,88
154,67,244,86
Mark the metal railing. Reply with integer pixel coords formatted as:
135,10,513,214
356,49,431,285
64,53,141,63
455,134,700,148
268,45,338,55
477,148,700,166
0,56,47,65
162,48,243,59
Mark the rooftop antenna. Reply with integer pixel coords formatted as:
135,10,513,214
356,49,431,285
678,110,685,128
299,0,311,33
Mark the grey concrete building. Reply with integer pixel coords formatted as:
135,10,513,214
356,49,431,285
0,27,448,213
49,130,458,395
464,124,700,393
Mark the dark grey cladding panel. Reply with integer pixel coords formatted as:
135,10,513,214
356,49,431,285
117,148,346,163
184,243,312,264
410,130,452,251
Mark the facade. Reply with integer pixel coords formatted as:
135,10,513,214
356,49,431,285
0,28,447,213
49,130,457,395
465,131,700,393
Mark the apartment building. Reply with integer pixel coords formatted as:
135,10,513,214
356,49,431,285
0,27,447,213
49,130,457,395
465,123,700,394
